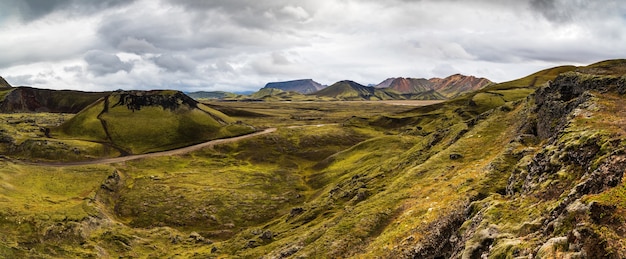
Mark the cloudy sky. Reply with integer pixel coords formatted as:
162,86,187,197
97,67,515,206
0,0,624,92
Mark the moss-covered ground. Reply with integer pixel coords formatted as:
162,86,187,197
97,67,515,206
1,60,626,258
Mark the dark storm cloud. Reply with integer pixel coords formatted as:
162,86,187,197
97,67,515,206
84,50,133,76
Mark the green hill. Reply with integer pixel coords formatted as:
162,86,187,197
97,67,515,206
52,90,255,154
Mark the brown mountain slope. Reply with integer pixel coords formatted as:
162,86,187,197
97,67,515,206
388,77,432,93
429,74,492,98
375,74,492,98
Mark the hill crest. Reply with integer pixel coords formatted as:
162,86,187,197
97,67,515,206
54,90,255,154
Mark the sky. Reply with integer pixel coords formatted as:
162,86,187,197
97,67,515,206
0,0,625,92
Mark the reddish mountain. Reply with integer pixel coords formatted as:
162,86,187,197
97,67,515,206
429,74,492,98
375,74,492,98
387,77,432,93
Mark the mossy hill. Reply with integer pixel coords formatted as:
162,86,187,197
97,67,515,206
1,60,626,258
0,87,108,113
52,90,255,154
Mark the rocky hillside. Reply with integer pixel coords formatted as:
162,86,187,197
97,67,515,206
53,90,255,154
263,79,326,94
0,87,108,113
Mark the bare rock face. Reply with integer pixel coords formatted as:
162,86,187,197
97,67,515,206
533,73,626,139
112,90,199,111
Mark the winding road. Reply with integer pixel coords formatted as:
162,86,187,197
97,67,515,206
29,128,277,167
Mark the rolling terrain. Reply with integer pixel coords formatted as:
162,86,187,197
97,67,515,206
0,60,626,258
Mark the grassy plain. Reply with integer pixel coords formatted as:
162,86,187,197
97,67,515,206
0,100,425,258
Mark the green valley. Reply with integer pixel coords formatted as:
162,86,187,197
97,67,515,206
1,60,626,258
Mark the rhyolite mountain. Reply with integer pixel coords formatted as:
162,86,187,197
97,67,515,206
263,79,326,94
374,77,432,93
430,73,492,97
375,74,492,98
0,87,109,113
53,90,255,154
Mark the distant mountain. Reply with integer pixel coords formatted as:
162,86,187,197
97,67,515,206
0,76,10,88
52,90,255,154
263,79,326,94
430,74,492,98
375,74,492,98
382,77,433,93
313,80,404,100
187,91,238,100
0,87,109,113
374,78,395,89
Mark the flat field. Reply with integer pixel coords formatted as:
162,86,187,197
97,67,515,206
203,100,441,128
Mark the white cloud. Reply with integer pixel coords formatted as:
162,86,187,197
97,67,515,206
84,50,134,76
0,0,625,91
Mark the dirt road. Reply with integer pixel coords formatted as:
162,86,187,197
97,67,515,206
29,128,277,167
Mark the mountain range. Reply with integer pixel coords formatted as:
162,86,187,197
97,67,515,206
211,74,491,101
